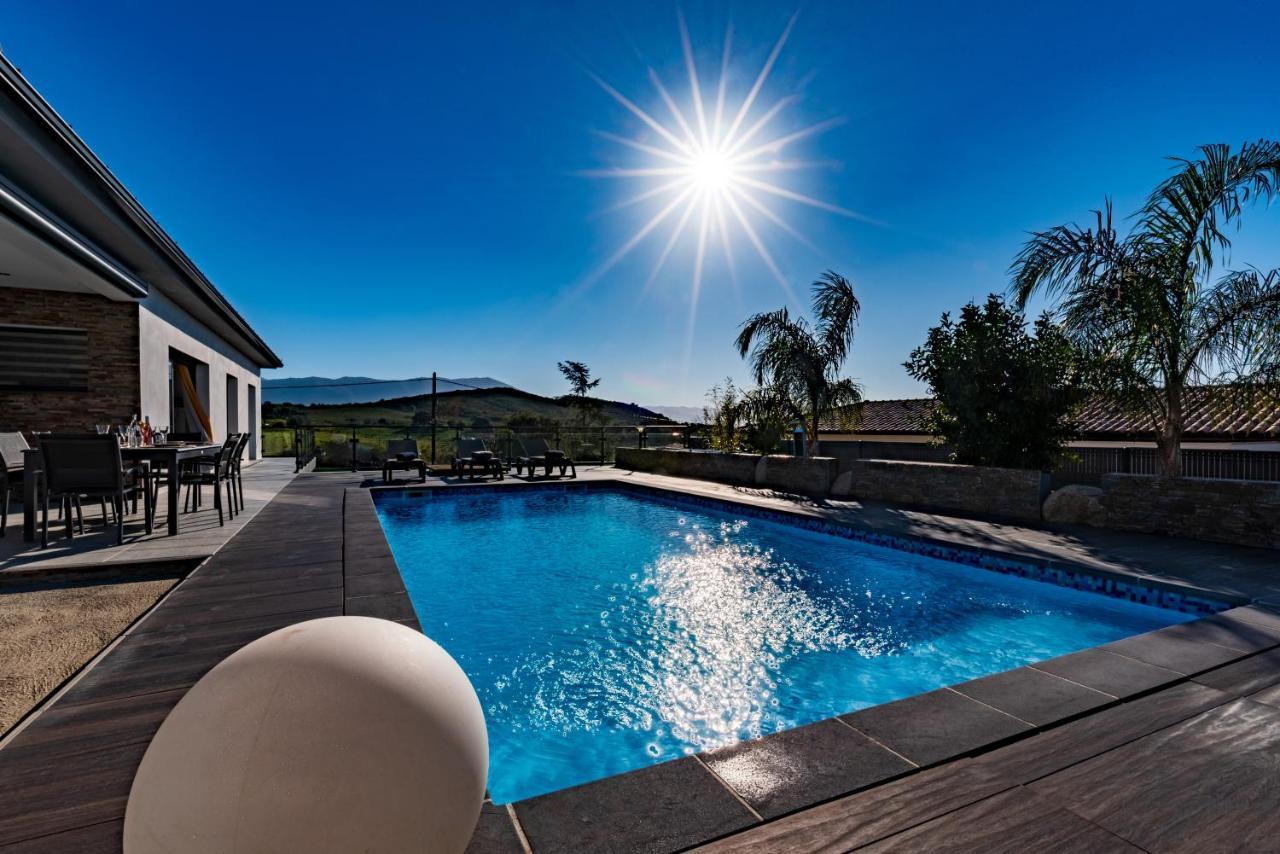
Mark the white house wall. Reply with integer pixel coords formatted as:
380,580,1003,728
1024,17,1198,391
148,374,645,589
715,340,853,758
137,288,263,459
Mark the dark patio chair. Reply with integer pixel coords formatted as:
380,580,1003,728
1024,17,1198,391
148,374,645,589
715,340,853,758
182,434,240,526
451,438,503,480
230,432,251,510
39,434,152,547
1,432,31,536
514,436,576,479
383,438,427,483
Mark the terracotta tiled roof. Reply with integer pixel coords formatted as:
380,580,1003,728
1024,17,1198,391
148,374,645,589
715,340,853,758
819,399,936,434
1072,387,1280,440
821,388,1280,440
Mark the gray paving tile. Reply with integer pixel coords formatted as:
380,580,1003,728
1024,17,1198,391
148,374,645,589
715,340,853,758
1192,647,1280,697
1030,699,1280,852
1220,604,1280,632
952,666,1115,726
841,688,1031,767
1103,628,1248,675
1161,614,1280,653
1031,647,1182,698
514,756,756,854
701,719,914,819
465,802,524,854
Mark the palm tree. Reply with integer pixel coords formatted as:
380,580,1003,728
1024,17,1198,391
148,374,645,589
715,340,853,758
735,271,863,456
1011,141,1280,476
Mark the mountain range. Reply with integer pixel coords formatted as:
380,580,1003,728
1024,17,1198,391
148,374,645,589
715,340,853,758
262,375,511,405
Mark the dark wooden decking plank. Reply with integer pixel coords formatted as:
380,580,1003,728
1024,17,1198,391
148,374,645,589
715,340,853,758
0,474,356,850
695,680,1234,853
0,820,122,853
1029,698,1280,852
852,787,1142,853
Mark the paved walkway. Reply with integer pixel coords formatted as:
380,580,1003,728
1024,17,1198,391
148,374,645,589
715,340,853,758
0,459,297,574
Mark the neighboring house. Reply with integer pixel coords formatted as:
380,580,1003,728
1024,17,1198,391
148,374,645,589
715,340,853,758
0,55,281,458
821,389,1280,452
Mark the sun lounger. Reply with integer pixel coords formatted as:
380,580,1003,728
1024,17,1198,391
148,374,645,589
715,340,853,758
514,436,576,479
452,438,503,480
383,439,427,483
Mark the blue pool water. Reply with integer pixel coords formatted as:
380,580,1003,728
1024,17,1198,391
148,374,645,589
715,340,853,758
375,486,1192,803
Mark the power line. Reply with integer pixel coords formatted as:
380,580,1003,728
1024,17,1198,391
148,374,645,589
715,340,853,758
265,377,492,392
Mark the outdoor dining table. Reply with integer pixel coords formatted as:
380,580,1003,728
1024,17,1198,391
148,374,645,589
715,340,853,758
22,442,222,541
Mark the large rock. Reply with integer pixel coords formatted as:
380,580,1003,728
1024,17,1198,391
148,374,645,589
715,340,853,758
1043,484,1107,527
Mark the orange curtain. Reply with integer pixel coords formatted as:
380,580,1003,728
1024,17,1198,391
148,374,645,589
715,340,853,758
175,363,213,441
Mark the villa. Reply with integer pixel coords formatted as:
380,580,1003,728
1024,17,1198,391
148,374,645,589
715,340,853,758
0,54,281,452
2,17,1280,854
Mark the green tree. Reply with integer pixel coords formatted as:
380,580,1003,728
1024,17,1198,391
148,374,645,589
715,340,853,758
557,360,603,426
703,378,746,452
905,295,1087,470
734,270,863,455
1011,141,1280,476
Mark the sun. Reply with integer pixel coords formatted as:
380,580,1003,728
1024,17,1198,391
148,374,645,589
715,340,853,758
689,148,736,192
578,11,865,323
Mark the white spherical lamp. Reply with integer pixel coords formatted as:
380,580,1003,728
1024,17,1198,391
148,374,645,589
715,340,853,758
123,616,487,854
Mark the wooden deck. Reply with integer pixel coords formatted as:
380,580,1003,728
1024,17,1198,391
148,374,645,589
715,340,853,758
2,468,1279,853
0,472,372,851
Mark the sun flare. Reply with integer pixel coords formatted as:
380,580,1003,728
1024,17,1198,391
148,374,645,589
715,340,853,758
580,12,864,327
689,148,736,191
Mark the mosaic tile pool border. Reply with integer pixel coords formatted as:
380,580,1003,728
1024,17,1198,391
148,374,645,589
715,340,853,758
373,480,1233,616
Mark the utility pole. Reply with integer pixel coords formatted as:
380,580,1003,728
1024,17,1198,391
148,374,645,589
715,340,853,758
430,371,438,463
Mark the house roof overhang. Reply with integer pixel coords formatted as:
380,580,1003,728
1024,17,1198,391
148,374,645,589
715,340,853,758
0,53,283,369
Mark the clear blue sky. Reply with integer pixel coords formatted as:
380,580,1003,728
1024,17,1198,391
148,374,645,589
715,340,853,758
3,1,1278,406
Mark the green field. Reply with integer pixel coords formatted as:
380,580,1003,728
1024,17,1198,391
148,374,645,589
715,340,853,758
262,387,687,468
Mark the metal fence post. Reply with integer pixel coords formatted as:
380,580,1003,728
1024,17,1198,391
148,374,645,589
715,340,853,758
349,427,357,472
599,425,605,464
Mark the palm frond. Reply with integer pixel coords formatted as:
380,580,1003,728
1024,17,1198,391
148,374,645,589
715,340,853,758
1008,202,1132,309
1141,140,1280,281
810,270,860,363
1192,267,1280,382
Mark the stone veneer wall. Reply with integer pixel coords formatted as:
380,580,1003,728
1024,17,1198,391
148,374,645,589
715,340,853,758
614,447,837,498
0,288,140,433
1100,474,1280,550
836,459,1050,522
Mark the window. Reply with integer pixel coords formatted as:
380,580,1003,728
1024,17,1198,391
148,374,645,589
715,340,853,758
0,324,88,391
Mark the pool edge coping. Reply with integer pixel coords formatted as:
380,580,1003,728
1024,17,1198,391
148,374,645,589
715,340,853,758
356,477,1279,852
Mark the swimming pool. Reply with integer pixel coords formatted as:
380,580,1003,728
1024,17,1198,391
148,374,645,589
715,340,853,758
374,484,1195,803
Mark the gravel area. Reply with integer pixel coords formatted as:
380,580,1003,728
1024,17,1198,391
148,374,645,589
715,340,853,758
0,568,186,735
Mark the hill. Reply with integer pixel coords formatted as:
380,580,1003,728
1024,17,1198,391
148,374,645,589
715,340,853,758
262,375,510,405
263,386,670,427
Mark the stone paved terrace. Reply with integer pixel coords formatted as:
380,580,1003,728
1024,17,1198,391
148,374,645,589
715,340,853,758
1,465,1278,852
